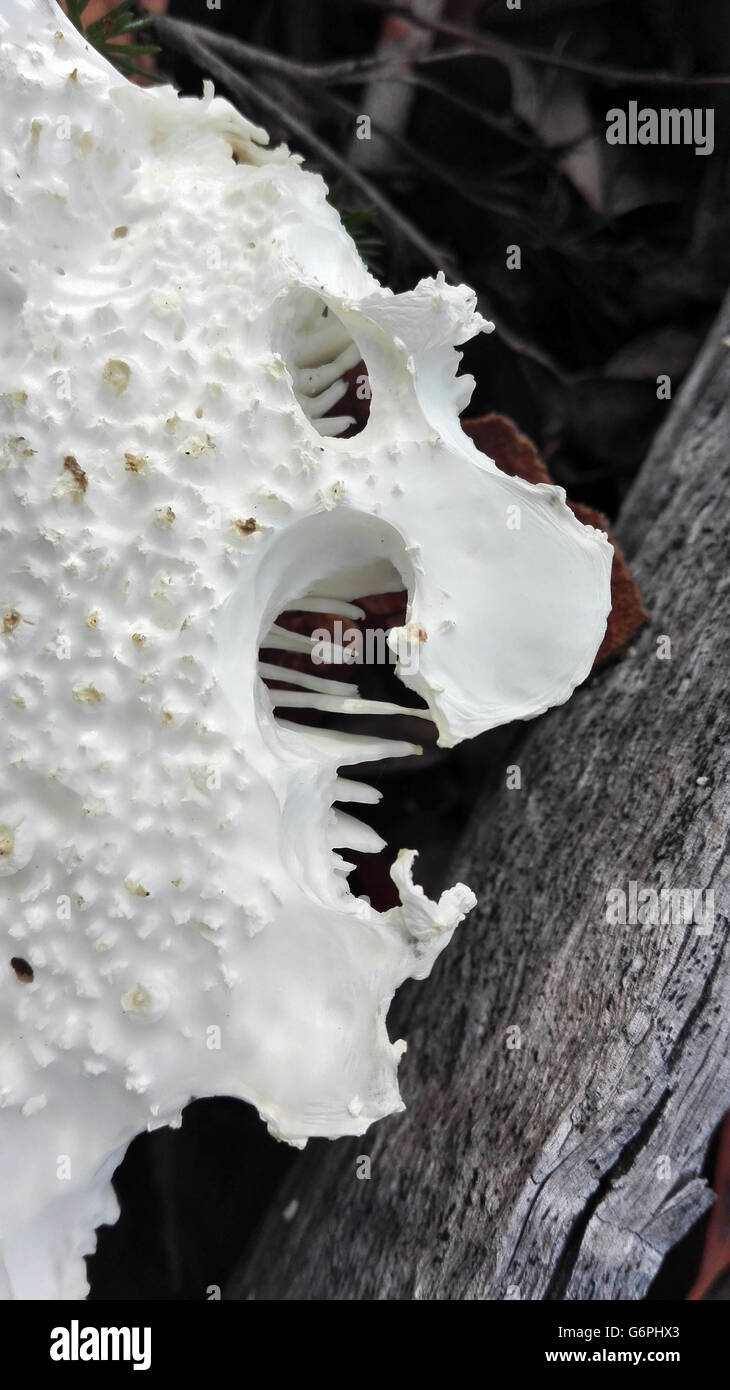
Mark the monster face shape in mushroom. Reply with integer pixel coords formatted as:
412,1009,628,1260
0,0,613,1298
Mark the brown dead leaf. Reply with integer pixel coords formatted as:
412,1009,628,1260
688,1109,730,1300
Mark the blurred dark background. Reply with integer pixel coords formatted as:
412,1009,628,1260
86,0,730,1299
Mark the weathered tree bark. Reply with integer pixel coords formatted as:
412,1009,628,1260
229,295,730,1301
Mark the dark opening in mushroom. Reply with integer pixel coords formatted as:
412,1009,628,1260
10,956,33,983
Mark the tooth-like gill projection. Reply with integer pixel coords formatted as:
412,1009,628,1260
0,0,613,1299
259,567,432,883
280,290,371,438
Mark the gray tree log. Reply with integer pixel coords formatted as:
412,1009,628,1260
229,294,730,1301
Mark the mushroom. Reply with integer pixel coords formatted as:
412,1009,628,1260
0,0,612,1298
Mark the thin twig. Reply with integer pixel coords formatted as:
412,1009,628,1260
161,21,323,83
336,0,730,88
294,43,481,83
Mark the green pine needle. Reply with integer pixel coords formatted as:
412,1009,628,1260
339,203,385,276
64,1,163,83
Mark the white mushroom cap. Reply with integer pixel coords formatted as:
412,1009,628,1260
0,0,612,1298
